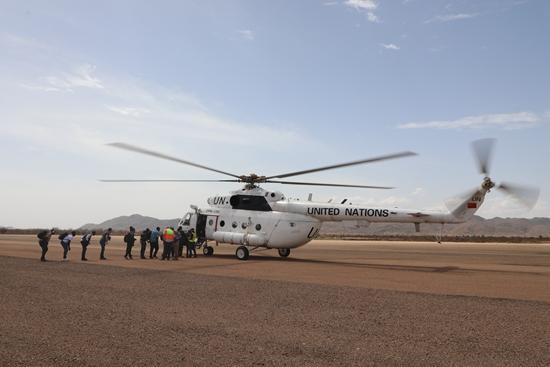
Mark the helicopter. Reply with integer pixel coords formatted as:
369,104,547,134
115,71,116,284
103,139,539,260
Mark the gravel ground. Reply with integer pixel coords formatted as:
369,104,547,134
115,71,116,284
1,256,550,367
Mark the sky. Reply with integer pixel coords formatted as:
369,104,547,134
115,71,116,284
1,0,549,228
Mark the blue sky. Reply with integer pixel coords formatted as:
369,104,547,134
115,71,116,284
1,0,549,228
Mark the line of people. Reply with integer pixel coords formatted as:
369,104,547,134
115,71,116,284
36,226,198,262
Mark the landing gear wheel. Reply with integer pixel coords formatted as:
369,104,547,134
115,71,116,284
236,246,249,260
278,248,290,258
203,246,214,256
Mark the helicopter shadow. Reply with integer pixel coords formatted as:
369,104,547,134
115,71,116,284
208,253,463,273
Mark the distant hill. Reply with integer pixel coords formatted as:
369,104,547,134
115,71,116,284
80,214,179,231
79,214,550,237
320,216,550,237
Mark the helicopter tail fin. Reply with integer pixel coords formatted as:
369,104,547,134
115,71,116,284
447,188,487,220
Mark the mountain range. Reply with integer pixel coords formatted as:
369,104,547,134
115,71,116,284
80,214,550,237
80,214,180,231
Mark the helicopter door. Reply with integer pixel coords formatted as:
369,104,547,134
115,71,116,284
196,214,207,239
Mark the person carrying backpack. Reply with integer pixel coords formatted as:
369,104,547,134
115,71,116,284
37,228,55,262
60,231,76,261
139,228,151,259
123,226,136,260
99,228,112,260
149,227,160,259
80,231,95,261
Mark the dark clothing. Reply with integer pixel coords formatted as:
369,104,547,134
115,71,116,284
150,240,159,258
139,230,150,259
81,233,92,261
177,230,188,259
99,243,107,259
125,242,133,259
161,241,173,260
39,239,48,261
186,243,196,258
61,241,70,259
81,244,88,260
99,232,111,260
124,232,136,259
37,230,52,261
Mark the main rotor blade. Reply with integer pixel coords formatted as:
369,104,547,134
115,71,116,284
471,138,496,176
99,179,240,183
266,180,394,189
107,143,241,179
497,182,540,210
266,151,417,180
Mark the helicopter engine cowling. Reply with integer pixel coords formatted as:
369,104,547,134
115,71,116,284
212,232,267,246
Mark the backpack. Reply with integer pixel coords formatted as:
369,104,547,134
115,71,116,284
58,232,68,241
37,231,47,240
123,232,131,243
80,234,89,246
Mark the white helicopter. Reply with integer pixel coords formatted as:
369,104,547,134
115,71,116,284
103,139,539,260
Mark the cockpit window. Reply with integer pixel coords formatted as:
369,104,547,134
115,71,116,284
229,195,272,211
182,213,192,226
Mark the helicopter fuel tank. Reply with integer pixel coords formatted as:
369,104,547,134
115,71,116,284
212,232,267,246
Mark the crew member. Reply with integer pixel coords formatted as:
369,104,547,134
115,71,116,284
149,227,160,259
139,228,151,259
187,228,197,258
37,228,55,262
124,226,136,260
99,228,112,260
60,231,76,261
161,227,175,260
80,230,95,261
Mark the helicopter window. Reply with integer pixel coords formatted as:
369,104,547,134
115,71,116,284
271,193,276,198
241,223,248,229
182,213,191,226
232,222,237,228
229,195,272,211
289,222,295,227
255,224,262,231
219,220,225,227
208,219,214,226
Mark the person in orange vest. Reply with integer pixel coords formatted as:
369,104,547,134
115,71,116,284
161,227,176,260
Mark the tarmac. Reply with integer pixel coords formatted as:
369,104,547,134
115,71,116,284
1,235,550,366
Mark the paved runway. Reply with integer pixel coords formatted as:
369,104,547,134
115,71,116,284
2,235,550,302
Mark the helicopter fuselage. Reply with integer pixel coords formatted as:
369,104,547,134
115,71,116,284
178,185,488,252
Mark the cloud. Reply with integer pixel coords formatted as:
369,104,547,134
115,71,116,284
344,0,377,10
237,29,254,41
381,43,400,50
425,13,479,23
323,1,339,5
107,106,151,118
344,0,380,22
23,64,104,92
19,83,62,92
398,112,541,130
4,63,315,155
367,12,380,23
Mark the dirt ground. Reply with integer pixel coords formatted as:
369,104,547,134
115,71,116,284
1,235,550,366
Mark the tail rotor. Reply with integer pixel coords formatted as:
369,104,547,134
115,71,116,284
447,139,539,216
